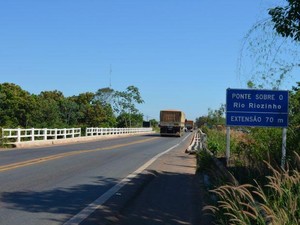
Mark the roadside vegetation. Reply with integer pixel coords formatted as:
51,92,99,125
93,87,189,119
0,83,159,147
0,83,147,129
196,79,300,224
197,82,300,224
196,1,300,223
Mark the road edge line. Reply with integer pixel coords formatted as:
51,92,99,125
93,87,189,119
64,133,192,225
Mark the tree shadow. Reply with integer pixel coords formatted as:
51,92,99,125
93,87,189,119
0,176,118,223
112,170,209,225
1,170,210,225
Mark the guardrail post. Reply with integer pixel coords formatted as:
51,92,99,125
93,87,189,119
55,128,58,140
17,128,21,143
43,128,47,140
31,128,35,141
64,128,67,139
72,128,75,138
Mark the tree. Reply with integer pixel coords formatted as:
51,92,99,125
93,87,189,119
72,92,95,126
0,83,143,129
149,119,158,128
269,0,300,42
93,87,117,127
32,93,62,127
238,19,300,90
0,83,35,127
94,87,114,106
195,116,208,128
72,92,116,127
113,86,144,127
60,97,79,126
117,112,143,128
288,82,300,153
208,104,225,125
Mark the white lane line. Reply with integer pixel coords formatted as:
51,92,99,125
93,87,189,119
64,133,192,225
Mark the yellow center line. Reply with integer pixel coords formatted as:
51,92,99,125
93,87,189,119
0,137,159,172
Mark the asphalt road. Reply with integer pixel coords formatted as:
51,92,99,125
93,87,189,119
0,133,193,225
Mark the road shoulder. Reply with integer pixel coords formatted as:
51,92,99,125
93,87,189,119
81,135,211,225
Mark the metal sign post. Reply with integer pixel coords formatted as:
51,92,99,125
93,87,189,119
226,126,230,166
281,128,287,169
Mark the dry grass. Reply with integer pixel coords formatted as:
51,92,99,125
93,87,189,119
203,152,300,225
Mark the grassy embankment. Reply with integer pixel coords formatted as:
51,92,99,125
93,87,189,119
198,127,300,225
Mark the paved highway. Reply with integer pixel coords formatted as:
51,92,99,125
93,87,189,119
0,133,193,225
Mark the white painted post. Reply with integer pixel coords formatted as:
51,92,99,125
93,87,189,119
31,128,35,141
44,128,47,140
91,127,94,136
226,126,231,166
64,128,67,139
55,128,58,140
17,128,21,143
281,128,287,169
72,128,75,138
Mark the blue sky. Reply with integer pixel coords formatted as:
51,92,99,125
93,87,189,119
0,0,296,121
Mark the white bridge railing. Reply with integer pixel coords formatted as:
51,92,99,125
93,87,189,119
2,127,153,144
86,127,153,136
2,128,81,143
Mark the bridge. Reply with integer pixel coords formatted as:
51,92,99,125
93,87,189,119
2,127,153,148
0,129,206,225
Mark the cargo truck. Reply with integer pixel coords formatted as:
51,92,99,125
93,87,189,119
185,120,194,131
159,110,186,137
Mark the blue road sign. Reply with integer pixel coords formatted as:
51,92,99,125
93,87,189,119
226,89,289,127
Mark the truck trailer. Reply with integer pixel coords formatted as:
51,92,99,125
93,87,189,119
159,110,186,137
185,120,194,131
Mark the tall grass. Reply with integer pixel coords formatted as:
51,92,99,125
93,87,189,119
203,152,300,225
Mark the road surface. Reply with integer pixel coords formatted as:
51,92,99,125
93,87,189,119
0,133,193,225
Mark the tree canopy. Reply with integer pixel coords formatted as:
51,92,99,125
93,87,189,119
269,0,300,41
0,83,145,128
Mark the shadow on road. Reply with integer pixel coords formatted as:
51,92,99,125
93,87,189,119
78,170,211,225
1,162,210,225
0,176,119,223
112,170,209,225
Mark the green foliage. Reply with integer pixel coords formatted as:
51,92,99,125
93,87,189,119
0,83,144,130
287,82,300,153
201,82,300,223
206,129,226,156
206,128,239,157
269,0,300,42
113,85,144,127
249,128,282,162
195,104,225,128
203,3,300,221
0,83,34,127
94,87,114,105
117,112,143,128
197,149,214,172
149,119,158,128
